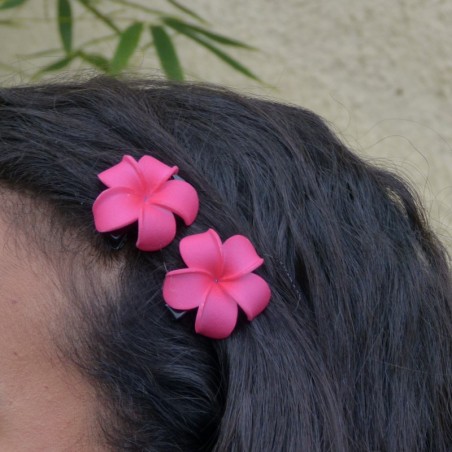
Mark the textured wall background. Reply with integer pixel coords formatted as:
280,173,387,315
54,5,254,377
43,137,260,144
1,0,451,250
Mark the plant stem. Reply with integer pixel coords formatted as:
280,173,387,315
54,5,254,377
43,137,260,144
77,0,121,34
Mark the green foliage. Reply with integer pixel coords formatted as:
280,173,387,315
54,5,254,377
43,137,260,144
150,25,183,80
33,54,76,79
163,17,260,81
78,51,110,72
58,0,72,53
0,0,259,82
163,17,256,49
110,22,143,75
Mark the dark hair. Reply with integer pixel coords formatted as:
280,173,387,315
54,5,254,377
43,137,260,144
0,77,451,451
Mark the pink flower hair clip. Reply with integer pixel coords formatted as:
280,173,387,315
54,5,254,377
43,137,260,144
93,155,271,339
163,229,271,339
93,155,199,251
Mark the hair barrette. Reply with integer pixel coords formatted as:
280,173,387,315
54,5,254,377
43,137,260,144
163,229,271,339
93,155,271,339
93,155,199,251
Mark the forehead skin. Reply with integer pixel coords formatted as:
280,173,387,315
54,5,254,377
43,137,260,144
0,200,105,450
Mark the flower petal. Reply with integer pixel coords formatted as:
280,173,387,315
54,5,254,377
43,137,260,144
179,229,223,275
136,204,176,251
138,155,178,192
98,155,143,191
222,235,264,279
152,180,199,225
163,268,212,310
92,186,140,232
195,285,238,339
221,273,271,320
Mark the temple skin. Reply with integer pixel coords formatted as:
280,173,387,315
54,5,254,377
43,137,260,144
0,197,104,451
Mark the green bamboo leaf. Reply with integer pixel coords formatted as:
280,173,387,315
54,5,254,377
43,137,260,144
166,0,206,23
150,25,183,81
58,0,72,54
197,39,259,81
110,22,143,74
164,24,260,81
163,17,255,49
0,0,28,10
34,54,75,78
79,51,110,72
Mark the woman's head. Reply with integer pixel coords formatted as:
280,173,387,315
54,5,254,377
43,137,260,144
0,77,450,451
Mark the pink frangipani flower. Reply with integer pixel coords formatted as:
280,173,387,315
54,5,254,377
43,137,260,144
163,229,271,339
93,155,199,251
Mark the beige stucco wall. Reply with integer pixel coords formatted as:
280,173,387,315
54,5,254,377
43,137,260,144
1,0,451,251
